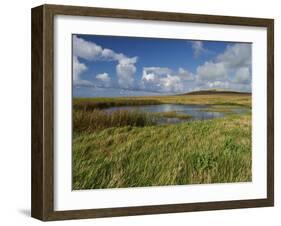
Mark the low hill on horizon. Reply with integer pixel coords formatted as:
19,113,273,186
180,89,251,96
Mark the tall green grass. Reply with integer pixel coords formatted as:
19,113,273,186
73,109,155,133
73,115,252,189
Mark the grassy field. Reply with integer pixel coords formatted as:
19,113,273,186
73,93,252,189
73,93,251,111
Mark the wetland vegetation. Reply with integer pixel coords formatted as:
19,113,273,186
73,91,252,189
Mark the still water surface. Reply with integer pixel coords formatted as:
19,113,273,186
106,104,248,124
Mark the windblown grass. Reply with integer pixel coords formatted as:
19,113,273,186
73,115,252,189
72,93,252,189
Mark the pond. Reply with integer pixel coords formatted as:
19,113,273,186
106,104,249,125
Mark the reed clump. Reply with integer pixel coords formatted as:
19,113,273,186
73,109,155,133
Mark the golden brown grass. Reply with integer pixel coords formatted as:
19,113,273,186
73,93,251,111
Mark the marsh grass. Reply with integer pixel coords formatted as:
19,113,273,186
73,115,252,189
72,94,252,189
73,98,161,111
73,109,155,133
199,105,251,115
74,93,252,110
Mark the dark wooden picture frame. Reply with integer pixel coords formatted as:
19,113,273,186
31,4,274,221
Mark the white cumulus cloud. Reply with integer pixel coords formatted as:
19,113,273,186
141,67,188,93
194,43,252,92
73,56,87,81
177,67,195,81
191,41,205,57
216,43,251,69
73,56,92,86
234,67,251,84
72,35,138,88
116,63,136,88
160,74,183,92
96,72,111,87
73,35,103,60
197,61,227,81
143,67,172,75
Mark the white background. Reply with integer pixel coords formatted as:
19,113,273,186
0,0,279,225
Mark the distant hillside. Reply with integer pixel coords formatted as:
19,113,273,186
181,89,251,96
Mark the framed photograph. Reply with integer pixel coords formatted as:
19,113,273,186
31,4,274,221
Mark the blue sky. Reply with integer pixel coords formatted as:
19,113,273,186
73,34,252,97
